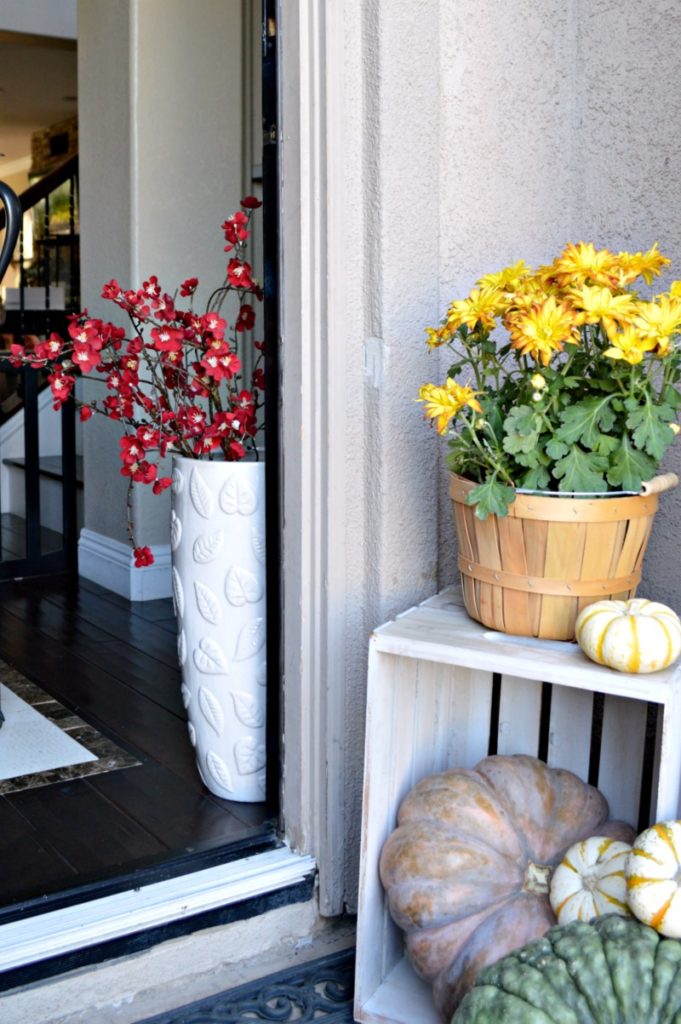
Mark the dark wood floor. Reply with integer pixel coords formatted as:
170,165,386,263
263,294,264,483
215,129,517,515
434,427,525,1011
0,574,274,914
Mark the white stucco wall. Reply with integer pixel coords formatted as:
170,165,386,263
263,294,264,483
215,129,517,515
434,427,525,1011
433,0,681,600
78,0,246,547
289,0,681,913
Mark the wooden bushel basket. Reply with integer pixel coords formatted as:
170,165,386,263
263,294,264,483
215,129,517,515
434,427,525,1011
450,472,678,641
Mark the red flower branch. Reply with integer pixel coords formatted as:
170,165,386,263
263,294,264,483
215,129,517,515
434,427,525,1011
11,198,265,567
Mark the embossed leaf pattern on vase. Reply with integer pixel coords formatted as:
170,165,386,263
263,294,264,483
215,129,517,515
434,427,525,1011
171,456,266,802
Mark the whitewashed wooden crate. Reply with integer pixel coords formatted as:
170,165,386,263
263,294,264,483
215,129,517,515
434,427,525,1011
355,588,681,1024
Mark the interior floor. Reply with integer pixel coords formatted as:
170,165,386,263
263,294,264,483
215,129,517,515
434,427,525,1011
0,574,274,914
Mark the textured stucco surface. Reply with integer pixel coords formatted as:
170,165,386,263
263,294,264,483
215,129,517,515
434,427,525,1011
433,0,681,601
333,0,681,910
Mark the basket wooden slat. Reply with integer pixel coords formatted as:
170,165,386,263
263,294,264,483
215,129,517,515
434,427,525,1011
449,473,671,641
497,515,530,636
522,516,548,636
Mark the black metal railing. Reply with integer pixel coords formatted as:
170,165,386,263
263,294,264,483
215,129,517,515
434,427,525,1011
0,158,79,579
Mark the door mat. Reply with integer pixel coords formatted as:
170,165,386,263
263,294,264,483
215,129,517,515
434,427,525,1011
0,657,140,794
136,947,356,1023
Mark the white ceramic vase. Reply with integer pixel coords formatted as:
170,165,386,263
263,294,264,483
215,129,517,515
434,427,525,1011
171,455,266,802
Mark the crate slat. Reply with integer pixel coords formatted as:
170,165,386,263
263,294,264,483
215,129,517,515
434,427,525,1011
356,589,681,1024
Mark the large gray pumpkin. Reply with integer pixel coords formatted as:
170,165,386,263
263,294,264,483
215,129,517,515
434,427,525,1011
453,914,681,1023
379,754,634,1020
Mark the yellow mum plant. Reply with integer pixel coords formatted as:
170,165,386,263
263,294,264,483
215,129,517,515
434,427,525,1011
418,242,681,518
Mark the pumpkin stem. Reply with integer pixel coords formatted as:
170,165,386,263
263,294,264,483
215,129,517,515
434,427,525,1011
524,861,552,894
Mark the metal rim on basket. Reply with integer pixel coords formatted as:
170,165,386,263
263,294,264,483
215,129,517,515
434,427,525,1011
515,488,639,498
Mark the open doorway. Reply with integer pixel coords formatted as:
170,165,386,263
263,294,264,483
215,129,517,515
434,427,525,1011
0,0,281,978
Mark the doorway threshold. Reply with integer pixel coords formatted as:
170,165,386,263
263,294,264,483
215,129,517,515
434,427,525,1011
0,843,316,991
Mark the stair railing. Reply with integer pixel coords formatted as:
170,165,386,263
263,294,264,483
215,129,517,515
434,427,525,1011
0,159,79,579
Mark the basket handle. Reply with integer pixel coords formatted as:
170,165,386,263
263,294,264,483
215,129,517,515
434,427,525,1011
640,473,679,496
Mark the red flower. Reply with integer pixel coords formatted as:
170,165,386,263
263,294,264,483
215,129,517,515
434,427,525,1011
151,326,184,352
80,406,94,422
136,425,160,449
200,312,227,338
241,196,262,209
101,279,121,300
227,258,254,290
180,277,199,297
152,476,172,495
120,458,157,484
199,346,241,381
133,546,154,567
223,211,250,251
48,369,76,409
252,367,265,390
72,342,101,373
236,304,255,332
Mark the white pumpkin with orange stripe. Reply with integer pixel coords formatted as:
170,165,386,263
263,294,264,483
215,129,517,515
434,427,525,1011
549,836,632,925
575,598,681,674
626,821,681,937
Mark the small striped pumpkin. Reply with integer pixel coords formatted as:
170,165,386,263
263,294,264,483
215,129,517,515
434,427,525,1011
626,820,681,937
575,598,681,673
549,836,632,925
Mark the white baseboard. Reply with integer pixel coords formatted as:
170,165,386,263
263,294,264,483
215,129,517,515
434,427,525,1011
78,528,172,601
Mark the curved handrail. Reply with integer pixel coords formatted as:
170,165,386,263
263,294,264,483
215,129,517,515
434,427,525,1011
0,154,78,231
0,182,22,279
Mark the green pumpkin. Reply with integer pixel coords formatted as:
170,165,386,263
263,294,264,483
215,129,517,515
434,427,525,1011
452,915,681,1024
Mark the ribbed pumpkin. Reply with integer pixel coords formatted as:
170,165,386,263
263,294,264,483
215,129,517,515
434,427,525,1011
453,914,681,1024
627,821,681,938
379,755,635,1020
549,836,632,925
576,599,681,674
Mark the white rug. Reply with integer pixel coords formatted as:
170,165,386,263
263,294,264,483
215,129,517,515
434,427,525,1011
0,683,97,780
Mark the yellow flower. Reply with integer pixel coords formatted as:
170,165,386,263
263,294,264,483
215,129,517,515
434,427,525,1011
603,325,657,365
424,325,453,350
569,284,636,336
633,295,681,355
417,379,483,435
446,287,500,332
670,422,681,436
477,260,532,292
508,296,578,366
548,242,619,289
615,243,670,286
530,373,547,390
670,280,681,299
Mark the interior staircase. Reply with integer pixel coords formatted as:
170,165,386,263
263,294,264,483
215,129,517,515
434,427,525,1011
0,155,80,579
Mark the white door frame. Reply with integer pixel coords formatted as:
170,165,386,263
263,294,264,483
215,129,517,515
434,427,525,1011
277,0,353,915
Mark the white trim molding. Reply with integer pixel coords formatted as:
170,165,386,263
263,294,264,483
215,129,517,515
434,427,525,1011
278,0,442,914
78,528,172,601
278,0,351,917
0,846,316,973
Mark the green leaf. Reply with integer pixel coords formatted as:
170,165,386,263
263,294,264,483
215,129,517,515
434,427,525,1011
502,405,541,455
594,433,620,456
480,396,504,439
465,477,516,520
555,397,615,450
546,438,568,461
552,446,608,493
607,434,656,491
662,384,681,411
513,445,550,469
520,466,550,490
626,398,675,459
